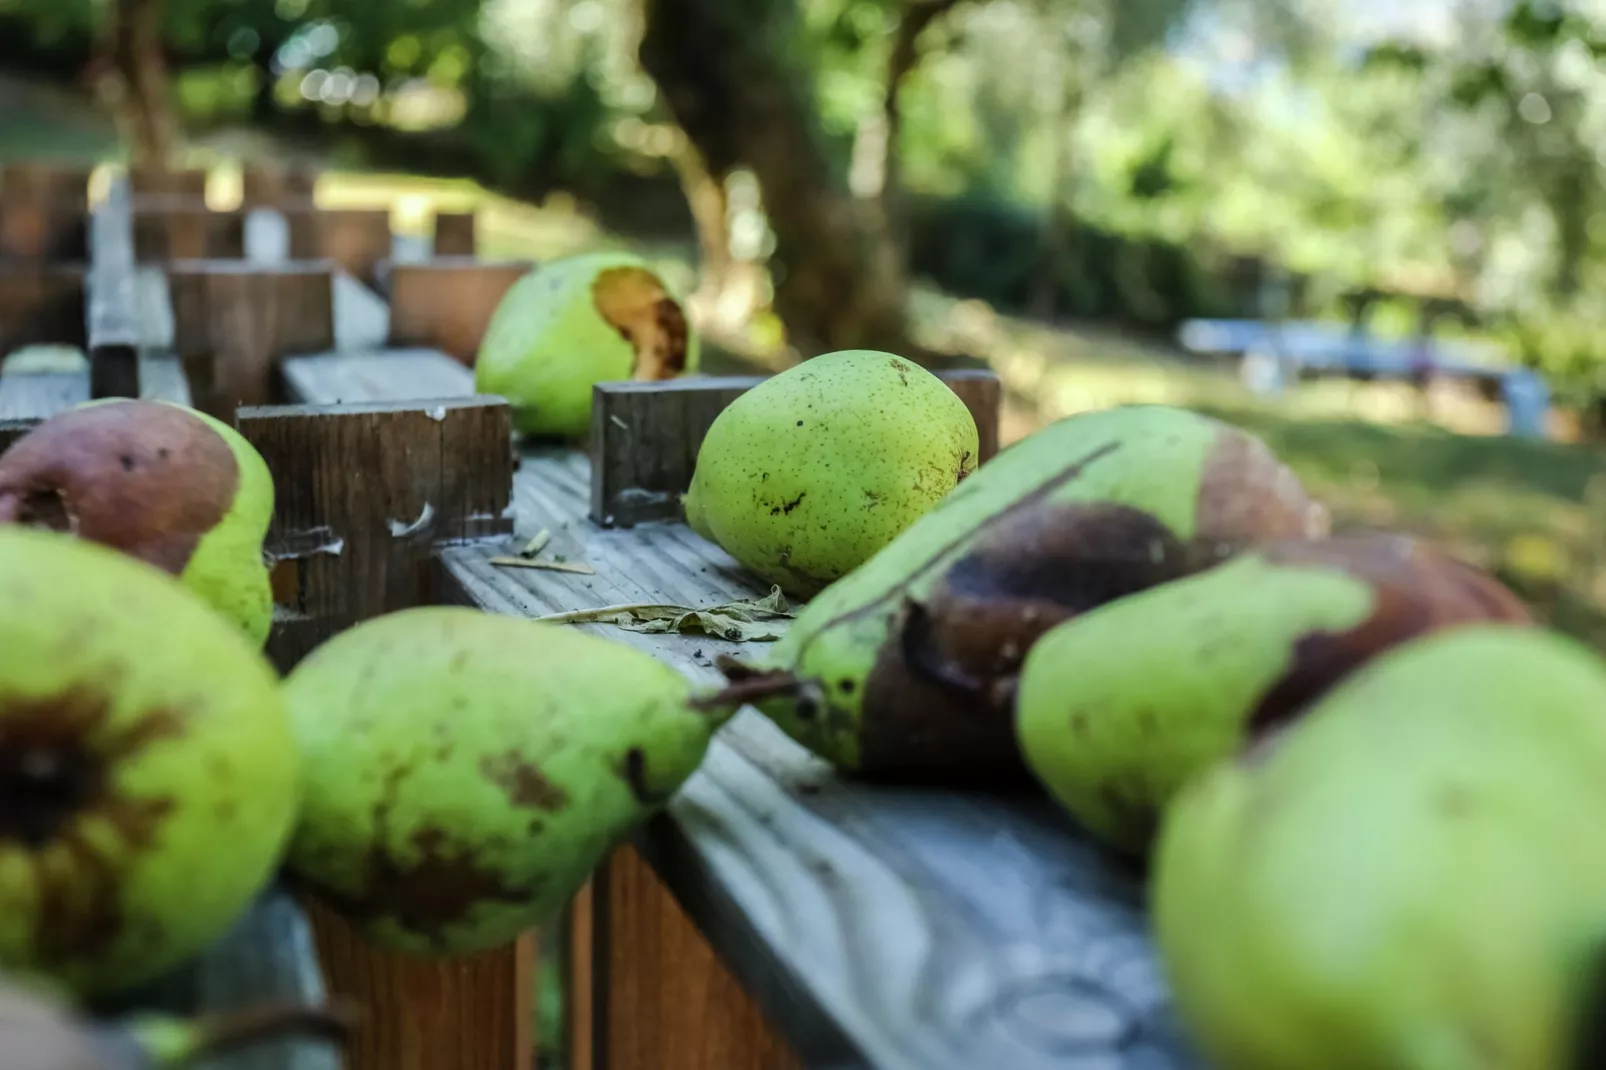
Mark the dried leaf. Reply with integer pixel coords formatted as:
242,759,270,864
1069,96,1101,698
490,556,597,575
533,587,795,642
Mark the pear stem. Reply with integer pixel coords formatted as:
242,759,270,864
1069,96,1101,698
184,1001,356,1063
688,668,802,720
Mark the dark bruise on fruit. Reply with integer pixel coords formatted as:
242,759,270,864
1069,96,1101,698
591,266,689,382
479,752,569,813
313,765,540,946
857,502,1220,786
0,686,184,967
1244,535,1535,743
0,401,239,576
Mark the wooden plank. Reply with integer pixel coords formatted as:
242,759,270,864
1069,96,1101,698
0,163,90,260
86,176,141,399
303,896,534,1070
0,369,89,421
437,450,1192,1070
281,350,477,406
383,259,530,364
139,352,193,406
589,369,1003,528
242,162,318,208
129,166,210,199
168,261,335,419
2,162,93,203
286,208,393,289
433,211,476,257
133,201,247,262
236,394,514,671
0,265,87,353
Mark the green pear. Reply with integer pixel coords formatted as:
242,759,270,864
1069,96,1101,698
1152,625,1606,1070
0,528,299,1000
281,606,722,956
0,399,276,647
474,250,700,439
682,350,980,599
698,404,1326,785
1014,533,1533,853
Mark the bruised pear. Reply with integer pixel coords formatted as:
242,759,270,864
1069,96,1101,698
699,404,1326,785
282,607,721,955
0,528,298,999
1014,533,1533,853
0,399,275,647
475,250,699,439
682,350,979,598
0,978,350,1070
1152,626,1606,1070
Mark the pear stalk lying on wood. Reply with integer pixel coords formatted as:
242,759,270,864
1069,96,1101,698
1153,626,1606,1070
695,404,1327,786
1014,533,1533,853
282,607,726,955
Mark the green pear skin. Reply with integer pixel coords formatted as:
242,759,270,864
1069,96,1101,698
0,528,298,1000
282,607,719,956
1014,534,1533,853
683,350,980,598
0,399,276,647
1152,626,1606,1070
709,404,1325,783
475,250,700,439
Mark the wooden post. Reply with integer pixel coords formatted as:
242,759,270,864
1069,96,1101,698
167,261,336,418
86,175,141,399
588,369,1003,527
383,259,531,365
0,163,90,261
241,162,319,208
433,211,476,257
0,265,87,353
235,392,527,1070
132,200,247,262
286,207,393,289
128,166,210,200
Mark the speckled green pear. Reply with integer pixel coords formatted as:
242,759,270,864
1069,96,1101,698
700,404,1326,785
282,607,721,956
1014,534,1533,853
0,399,276,647
0,528,298,1000
682,350,979,599
1152,626,1606,1070
475,250,700,439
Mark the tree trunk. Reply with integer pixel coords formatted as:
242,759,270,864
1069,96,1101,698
669,141,734,310
109,0,177,171
640,0,911,359
879,0,961,251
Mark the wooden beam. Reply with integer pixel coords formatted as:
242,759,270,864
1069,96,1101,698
286,207,393,289
0,265,87,353
589,368,1003,528
168,261,335,418
235,394,514,672
383,259,530,365
433,211,476,257
86,176,141,399
132,201,247,262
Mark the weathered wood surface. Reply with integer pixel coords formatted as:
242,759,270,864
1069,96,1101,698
0,368,89,421
381,259,529,364
86,175,141,399
590,370,1003,528
0,264,87,352
281,350,477,405
132,202,247,262
0,162,90,260
286,207,393,288
437,449,1192,1070
241,162,318,208
128,166,210,199
433,211,476,257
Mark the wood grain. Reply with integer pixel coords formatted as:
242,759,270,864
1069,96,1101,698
281,350,477,406
285,207,393,288
437,449,1196,1070
0,370,89,422
237,395,514,671
383,259,530,364
0,264,87,353
86,176,141,399
168,261,335,418
304,895,535,1070
589,368,1003,528
132,200,247,262
433,211,476,256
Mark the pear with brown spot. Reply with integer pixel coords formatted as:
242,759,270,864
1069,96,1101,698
474,250,700,439
697,404,1327,786
281,606,722,955
0,399,276,647
1015,533,1534,854
0,528,298,1000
